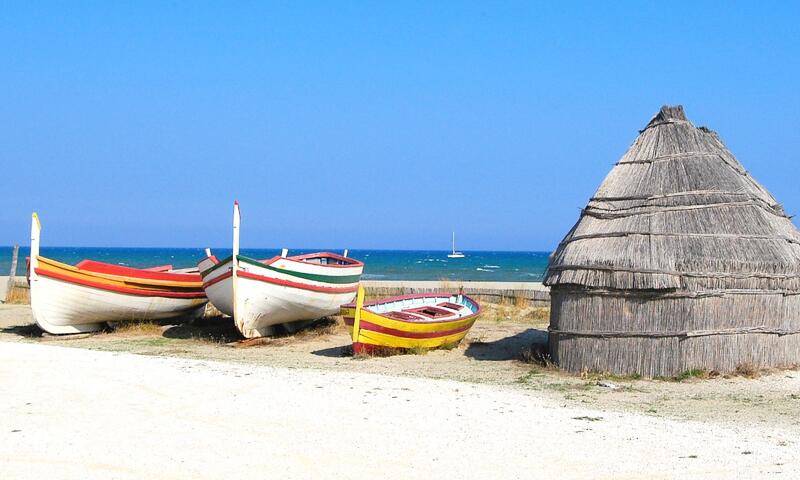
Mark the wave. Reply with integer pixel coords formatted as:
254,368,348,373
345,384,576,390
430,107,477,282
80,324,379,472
361,274,386,279
476,268,494,272
482,265,500,269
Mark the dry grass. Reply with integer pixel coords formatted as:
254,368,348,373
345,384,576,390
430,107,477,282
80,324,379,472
293,317,347,338
514,295,528,309
4,285,30,304
204,303,223,318
408,345,430,355
527,306,550,321
734,362,759,378
108,322,164,336
481,299,550,325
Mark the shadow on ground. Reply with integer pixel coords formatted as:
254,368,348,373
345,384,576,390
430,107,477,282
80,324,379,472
312,345,353,357
163,316,342,345
163,316,244,343
0,324,44,337
464,328,548,361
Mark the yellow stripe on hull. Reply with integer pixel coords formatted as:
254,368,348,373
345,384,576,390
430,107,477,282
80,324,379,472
350,326,473,349
342,308,477,334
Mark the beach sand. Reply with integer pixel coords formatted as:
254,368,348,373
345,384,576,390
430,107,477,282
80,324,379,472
2,341,798,479
1,302,799,478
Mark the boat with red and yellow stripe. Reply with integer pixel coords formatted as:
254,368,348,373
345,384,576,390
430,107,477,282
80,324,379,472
29,213,208,334
341,287,481,354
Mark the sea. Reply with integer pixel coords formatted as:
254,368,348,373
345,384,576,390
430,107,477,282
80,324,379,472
0,246,551,282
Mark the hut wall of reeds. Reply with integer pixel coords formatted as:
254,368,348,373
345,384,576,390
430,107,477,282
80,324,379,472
544,105,800,377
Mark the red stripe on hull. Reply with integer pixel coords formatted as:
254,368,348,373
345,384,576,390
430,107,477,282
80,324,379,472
239,270,358,293
74,259,201,281
203,270,232,288
345,318,474,339
35,268,207,299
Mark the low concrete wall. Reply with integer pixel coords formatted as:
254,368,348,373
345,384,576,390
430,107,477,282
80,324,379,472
0,276,551,305
362,280,550,305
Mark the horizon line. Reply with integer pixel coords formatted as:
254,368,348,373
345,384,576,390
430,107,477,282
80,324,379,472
0,245,554,254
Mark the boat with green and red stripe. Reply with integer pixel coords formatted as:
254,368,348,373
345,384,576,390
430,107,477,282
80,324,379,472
198,202,363,338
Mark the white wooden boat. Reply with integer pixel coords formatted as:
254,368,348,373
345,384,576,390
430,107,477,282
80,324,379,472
28,213,208,335
198,202,364,338
447,231,465,258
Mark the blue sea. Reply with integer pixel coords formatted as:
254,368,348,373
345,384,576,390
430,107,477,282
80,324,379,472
0,246,550,282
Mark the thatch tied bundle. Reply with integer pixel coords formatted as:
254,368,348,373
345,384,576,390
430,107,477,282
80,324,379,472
545,105,800,377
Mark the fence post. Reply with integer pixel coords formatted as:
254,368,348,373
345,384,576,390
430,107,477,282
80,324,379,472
5,245,19,302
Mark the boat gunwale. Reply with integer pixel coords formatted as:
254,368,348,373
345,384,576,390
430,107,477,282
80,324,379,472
197,252,364,277
35,266,209,299
204,269,360,294
350,317,476,339
73,259,201,282
342,293,482,325
37,256,205,289
199,254,363,284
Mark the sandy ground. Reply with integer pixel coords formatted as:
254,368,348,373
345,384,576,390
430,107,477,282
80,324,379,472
2,303,800,478
1,341,798,480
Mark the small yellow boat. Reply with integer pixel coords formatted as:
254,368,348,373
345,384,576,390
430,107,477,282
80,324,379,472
341,287,481,354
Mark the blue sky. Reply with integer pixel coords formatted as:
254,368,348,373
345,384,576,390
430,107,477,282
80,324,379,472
2,2,798,250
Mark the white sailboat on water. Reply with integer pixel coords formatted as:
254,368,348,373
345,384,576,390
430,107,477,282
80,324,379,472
447,232,465,259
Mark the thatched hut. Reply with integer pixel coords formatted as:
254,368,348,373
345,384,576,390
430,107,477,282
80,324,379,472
545,105,800,377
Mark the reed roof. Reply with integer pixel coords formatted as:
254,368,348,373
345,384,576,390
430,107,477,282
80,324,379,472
545,105,800,292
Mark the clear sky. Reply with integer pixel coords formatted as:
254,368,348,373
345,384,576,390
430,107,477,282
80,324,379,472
2,2,798,250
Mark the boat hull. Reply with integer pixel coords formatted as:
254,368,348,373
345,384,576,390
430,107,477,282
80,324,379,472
27,213,207,335
200,254,362,338
31,274,207,334
30,258,208,334
341,293,481,353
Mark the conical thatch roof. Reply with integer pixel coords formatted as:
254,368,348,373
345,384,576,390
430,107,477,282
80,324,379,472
546,105,800,292
545,105,800,376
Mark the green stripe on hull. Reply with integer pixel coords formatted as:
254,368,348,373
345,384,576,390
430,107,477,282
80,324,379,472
237,256,362,284
199,256,233,278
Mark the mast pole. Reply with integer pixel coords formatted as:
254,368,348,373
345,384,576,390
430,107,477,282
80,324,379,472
232,201,240,325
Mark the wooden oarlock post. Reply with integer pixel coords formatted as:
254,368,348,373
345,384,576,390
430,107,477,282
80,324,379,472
352,285,366,343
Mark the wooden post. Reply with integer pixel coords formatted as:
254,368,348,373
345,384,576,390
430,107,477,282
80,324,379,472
6,244,18,302
231,201,241,324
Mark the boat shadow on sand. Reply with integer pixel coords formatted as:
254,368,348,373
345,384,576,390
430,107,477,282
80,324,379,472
311,345,352,357
162,315,245,343
163,315,343,346
464,328,548,361
1,324,44,337
312,328,549,361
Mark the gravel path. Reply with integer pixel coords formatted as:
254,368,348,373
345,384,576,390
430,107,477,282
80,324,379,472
1,342,797,479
